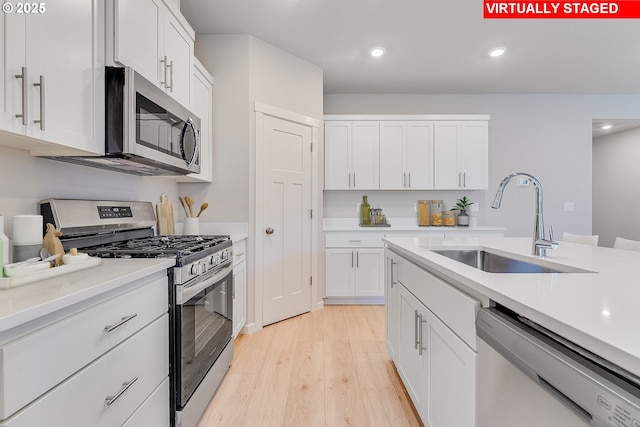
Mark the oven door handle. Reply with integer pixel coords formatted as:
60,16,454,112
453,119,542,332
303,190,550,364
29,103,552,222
177,262,232,304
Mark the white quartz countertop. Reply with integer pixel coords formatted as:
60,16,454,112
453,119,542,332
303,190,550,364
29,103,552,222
383,236,640,378
0,258,174,333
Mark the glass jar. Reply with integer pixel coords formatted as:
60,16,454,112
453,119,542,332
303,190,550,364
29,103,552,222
430,200,443,226
443,210,456,227
418,200,430,226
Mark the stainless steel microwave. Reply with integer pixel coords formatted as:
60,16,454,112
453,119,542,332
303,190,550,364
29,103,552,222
46,66,200,176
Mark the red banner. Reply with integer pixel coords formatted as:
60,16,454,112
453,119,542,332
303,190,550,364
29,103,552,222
484,1,640,18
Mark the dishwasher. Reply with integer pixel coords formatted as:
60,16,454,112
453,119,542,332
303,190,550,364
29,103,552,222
477,305,640,427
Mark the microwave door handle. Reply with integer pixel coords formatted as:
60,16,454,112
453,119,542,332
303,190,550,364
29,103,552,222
180,118,199,170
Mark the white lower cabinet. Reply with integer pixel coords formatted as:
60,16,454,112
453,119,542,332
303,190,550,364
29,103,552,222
324,232,384,303
1,315,168,427
398,286,429,419
233,238,247,337
325,248,384,299
384,249,400,363
122,378,170,427
0,273,170,427
426,308,476,427
393,251,478,427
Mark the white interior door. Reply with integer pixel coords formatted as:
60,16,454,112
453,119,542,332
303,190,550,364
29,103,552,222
262,114,312,326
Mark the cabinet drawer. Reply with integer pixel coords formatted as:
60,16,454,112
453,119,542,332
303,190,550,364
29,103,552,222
325,233,384,248
0,276,168,419
233,239,246,266
0,315,169,427
122,377,169,427
398,257,479,349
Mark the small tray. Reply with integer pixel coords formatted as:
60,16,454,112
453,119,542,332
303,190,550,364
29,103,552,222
0,257,102,290
359,223,391,227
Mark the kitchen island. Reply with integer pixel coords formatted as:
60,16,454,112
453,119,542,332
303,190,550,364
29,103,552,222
384,236,640,427
384,236,640,377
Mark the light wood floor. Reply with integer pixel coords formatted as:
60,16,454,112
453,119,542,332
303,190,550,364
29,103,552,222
197,305,422,427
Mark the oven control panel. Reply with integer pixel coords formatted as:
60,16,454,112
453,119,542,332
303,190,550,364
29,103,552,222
97,206,133,219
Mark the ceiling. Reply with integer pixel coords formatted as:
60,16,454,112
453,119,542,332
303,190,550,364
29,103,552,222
592,119,640,138
180,0,640,95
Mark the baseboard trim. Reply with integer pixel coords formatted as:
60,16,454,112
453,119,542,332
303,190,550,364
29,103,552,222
323,296,384,305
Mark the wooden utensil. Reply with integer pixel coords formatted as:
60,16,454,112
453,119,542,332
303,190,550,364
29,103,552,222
179,196,189,217
185,196,195,218
196,202,209,218
157,194,175,235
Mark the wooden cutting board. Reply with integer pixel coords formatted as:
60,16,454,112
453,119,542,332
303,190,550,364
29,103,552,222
157,194,175,235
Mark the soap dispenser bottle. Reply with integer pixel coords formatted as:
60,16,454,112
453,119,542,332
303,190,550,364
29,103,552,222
360,196,371,225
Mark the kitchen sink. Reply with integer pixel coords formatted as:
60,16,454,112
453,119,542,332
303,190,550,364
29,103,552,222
431,249,588,274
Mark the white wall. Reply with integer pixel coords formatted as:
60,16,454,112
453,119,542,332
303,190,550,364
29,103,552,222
190,34,323,331
324,94,640,237
185,35,251,223
0,144,178,239
593,126,640,247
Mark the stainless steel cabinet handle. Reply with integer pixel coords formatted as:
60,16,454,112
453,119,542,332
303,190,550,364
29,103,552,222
351,251,354,268
348,240,361,244
104,313,138,333
408,172,411,188
403,172,407,188
232,281,235,299
458,172,462,187
414,310,419,349
33,75,45,130
167,60,174,91
353,173,356,187
160,55,168,87
419,314,427,355
15,67,27,125
463,172,466,187
390,259,397,287
356,251,359,268
236,252,245,257
265,228,274,235
105,376,138,406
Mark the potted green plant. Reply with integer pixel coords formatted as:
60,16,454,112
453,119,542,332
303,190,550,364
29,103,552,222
451,196,474,226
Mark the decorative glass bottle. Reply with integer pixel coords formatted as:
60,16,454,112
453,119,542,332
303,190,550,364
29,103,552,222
360,196,371,225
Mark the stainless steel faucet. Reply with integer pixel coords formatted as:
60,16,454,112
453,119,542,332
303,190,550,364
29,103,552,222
491,172,558,257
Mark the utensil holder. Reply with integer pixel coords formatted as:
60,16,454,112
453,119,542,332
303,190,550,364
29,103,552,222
183,218,200,235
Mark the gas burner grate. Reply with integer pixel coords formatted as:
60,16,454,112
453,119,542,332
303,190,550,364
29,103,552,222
83,235,230,259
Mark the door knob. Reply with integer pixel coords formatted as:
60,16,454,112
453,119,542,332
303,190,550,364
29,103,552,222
266,228,274,235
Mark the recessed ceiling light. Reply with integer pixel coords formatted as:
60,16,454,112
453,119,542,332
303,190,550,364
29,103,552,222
369,47,385,58
601,124,613,130
488,47,506,57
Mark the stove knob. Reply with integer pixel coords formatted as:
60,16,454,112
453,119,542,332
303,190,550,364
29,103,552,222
222,250,232,260
210,255,220,266
200,262,208,273
190,263,201,275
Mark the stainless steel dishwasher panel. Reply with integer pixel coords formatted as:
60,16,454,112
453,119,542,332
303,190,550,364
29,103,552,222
477,307,640,427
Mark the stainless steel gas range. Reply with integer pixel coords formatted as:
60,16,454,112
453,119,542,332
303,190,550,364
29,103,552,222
40,199,233,427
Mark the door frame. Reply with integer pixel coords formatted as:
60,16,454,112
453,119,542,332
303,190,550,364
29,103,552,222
254,102,321,331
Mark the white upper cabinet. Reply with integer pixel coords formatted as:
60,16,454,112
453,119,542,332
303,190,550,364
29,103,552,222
380,121,434,190
325,116,488,191
176,58,213,182
0,1,105,155
111,0,194,107
434,121,488,190
325,121,379,190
